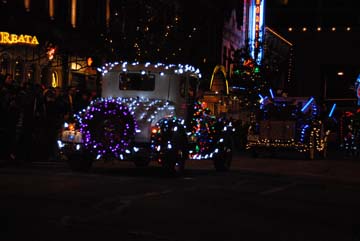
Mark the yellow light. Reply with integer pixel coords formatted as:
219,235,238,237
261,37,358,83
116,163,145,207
266,27,293,46
317,27,321,31
302,27,307,32
71,0,77,28
346,27,351,31
70,63,81,70
106,0,110,28
49,0,54,19
24,0,30,11
201,101,207,109
87,57,93,66
288,27,293,32
331,27,336,31
337,72,344,76
51,72,58,87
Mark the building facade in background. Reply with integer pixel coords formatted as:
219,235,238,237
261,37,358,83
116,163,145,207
266,0,360,102
0,0,106,91
0,0,291,94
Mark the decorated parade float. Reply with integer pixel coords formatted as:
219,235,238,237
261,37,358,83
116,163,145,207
204,63,331,160
338,76,360,157
246,95,330,159
57,62,234,173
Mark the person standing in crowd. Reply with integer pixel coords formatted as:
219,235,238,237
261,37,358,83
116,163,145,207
45,86,76,161
73,90,90,113
15,82,46,162
0,74,18,161
66,86,76,116
43,87,57,160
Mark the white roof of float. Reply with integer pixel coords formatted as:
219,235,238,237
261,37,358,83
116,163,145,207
97,61,202,78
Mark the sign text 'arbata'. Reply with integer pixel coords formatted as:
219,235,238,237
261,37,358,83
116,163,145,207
0,32,39,45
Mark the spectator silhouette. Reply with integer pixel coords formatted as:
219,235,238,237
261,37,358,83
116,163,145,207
0,74,18,161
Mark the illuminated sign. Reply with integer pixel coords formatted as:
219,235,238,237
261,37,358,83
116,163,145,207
254,0,261,49
249,0,265,64
0,32,39,45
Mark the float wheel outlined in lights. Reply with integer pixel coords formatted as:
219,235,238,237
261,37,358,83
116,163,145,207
79,98,137,160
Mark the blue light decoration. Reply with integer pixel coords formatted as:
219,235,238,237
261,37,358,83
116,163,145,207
300,124,310,143
259,96,268,109
328,103,337,118
311,100,319,117
301,97,314,113
356,74,360,106
269,88,274,99
258,94,264,103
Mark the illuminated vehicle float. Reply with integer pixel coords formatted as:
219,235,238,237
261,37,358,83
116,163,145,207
58,62,233,173
340,109,360,157
246,96,330,160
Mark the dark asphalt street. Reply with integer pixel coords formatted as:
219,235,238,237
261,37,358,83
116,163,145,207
1,149,360,241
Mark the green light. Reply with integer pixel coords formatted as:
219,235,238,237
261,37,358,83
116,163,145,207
254,66,260,73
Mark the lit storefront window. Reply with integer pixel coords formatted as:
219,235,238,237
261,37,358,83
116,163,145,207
71,62,82,70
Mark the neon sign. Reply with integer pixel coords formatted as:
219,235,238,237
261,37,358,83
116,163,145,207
356,74,360,106
255,0,261,49
249,0,265,64
0,32,39,45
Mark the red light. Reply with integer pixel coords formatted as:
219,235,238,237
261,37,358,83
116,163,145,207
345,111,354,117
47,47,56,60
68,123,75,131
